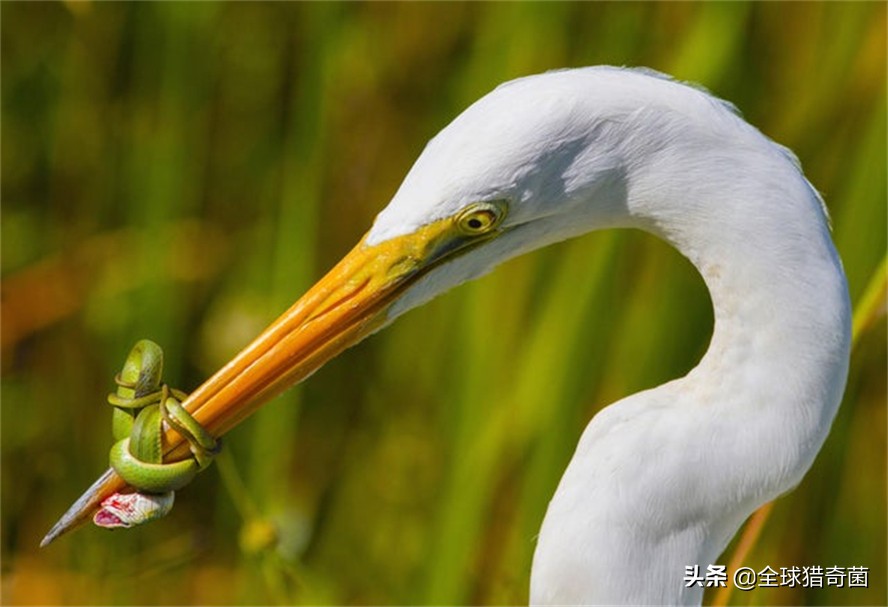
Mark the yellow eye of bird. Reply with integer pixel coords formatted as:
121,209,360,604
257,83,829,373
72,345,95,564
456,201,506,235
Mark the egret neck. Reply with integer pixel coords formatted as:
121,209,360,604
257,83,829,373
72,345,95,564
529,94,850,605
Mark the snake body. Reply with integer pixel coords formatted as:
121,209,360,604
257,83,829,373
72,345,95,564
94,339,219,528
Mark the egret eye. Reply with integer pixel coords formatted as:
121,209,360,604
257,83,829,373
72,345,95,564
456,201,507,236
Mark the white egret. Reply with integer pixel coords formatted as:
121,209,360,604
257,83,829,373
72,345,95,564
44,67,850,605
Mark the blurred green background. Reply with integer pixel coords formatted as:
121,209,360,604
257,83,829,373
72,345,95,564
2,2,885,605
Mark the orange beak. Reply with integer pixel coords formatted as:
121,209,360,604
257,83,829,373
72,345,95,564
41,211,503,546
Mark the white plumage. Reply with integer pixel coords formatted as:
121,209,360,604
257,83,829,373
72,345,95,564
366,67,851,604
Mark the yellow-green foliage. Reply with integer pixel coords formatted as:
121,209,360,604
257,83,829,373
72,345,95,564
2,3,884,605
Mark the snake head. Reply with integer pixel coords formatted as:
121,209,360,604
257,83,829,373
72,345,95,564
93,491,175,529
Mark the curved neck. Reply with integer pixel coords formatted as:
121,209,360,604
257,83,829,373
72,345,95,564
635,144,852,510
531,146,851,606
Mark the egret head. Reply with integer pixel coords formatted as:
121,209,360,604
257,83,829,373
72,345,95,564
359,66,757,320
364,69,654,320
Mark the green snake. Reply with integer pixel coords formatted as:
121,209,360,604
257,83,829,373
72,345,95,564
94,339,219,528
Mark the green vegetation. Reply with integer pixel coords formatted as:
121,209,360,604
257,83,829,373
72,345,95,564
2,2,884,605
